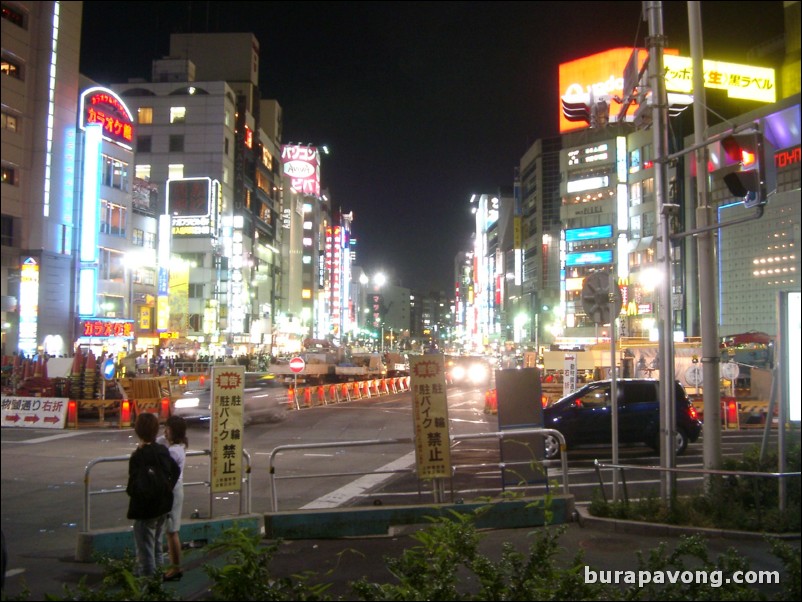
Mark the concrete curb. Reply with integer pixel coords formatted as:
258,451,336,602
575,506,801,541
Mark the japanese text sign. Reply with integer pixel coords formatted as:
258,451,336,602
409,355,452,480
211,365,244,493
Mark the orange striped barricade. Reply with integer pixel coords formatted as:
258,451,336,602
328,384,339,403
381,379,390,395
363,379,372,398
351,380,362,400
371,379,380,396
403,376,411,391
303,386,312,408
341,382,351,402
287,386,300,410
390,378,399,394
316,385,327,405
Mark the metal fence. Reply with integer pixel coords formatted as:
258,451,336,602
593,459,800,511
82,449,252,531
267,428,569,512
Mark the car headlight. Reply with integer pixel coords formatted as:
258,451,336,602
468,363,489,384
174,397,200,409
451,365,467,381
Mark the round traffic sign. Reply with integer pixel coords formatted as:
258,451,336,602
685,364,703,387
581,271,622,325
289,356,306,374
721,361,740,380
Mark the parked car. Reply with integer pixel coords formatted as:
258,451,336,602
541,379,702,459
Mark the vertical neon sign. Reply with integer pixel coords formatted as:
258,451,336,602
78,123,102,316
18,258,40,355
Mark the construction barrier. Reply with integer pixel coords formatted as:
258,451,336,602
722,397,740,429
352,381,362,400
329,384,339,403
317,385,326,405
303,387,312,407
484,389,498,414
287,387,296,409
341,383,351,401
363,380,372,398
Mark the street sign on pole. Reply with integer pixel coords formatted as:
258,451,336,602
289,356,306,374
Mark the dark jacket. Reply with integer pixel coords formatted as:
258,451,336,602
126,442,176,520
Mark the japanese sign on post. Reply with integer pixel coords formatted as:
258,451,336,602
409,354,451,480
1,396,69,429
210,365,244,493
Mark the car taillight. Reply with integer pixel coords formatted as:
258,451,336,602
688,406,698,420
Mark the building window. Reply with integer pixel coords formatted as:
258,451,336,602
1,164,17,185
188,283,204,298
1,55,23,80
168,164,184,180
1,214,15,246
144,231,156,249
1,4,26,28
132,228,144,246
101,155,129,191
100,200,127,237
99,248,125,281
224,137,229,155
142,267,156,286
137,135,151,153
135,164,151,180
1,110,19,132
169,135,184,152
170,107,186,123
137,107,153,124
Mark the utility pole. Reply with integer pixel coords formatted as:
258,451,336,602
688,1,723,477
645,0,677,501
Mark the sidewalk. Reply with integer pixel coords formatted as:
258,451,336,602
4,508,797,600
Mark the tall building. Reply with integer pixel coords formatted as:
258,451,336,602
111,32,285,358
1,1,84,357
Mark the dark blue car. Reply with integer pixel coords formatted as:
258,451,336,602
542,379,702,459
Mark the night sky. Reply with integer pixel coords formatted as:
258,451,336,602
79,1,786,292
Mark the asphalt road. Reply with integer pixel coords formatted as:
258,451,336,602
1,384,795,599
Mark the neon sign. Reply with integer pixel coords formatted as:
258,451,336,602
78,318,134,339
79,87,134,149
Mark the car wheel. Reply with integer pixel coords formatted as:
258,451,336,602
650,429,689,455
544,434,561,460
675,428,688,455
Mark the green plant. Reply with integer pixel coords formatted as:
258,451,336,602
41,552,177,601
202,524,333,601
349,508,615,601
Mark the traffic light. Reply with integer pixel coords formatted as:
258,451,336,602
720,130,776,208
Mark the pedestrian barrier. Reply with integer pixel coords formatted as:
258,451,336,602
352,381,362,399
329,384,339,403
316,385,326,405
287,387,297,409
341,383,351,401
303,387,312,407
363,380,372,398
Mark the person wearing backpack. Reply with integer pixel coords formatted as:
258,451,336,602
157,415,188,581
126,413,179,577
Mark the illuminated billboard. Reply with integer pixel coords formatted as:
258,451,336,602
79,87,134,149
559,48,775,133
565,250,614,267
281,145,320,197
565,225,614,242
167,177,221,237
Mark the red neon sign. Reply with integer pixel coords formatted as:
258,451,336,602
80,87,134,147
80,319,134,338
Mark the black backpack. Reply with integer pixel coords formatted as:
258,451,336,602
132,448,180,505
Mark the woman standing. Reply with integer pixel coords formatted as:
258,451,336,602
157,415,188,581
127,413,178,577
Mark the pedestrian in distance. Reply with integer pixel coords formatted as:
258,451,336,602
157,415,188,581
126,413,180,577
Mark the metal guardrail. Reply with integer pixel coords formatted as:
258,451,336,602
267,428,569,512
82,448,252,531
593,459,801,510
